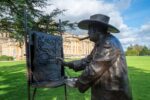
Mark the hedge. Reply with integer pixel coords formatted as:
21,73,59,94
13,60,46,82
0,55,14,61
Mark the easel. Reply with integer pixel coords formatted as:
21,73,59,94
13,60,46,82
24,8,67,100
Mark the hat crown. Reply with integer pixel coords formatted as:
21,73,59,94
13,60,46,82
90,14,110,24
78,14,120,33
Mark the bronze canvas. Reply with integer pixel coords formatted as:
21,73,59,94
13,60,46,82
27,31,65,88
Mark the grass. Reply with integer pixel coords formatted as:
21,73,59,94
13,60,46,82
0,56,150,100
126,56,150,100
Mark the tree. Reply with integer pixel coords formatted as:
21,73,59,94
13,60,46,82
126,44,150,56
139,46,150,56
0,0,47,46
0,0,76,47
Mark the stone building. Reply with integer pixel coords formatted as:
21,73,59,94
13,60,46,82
0,33,26,60
63,33,94,58
0,33,94,60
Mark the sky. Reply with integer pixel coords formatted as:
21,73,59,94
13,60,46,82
44,0,150,50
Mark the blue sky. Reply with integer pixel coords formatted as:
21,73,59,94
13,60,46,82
45,0,150,49
122,0,150,27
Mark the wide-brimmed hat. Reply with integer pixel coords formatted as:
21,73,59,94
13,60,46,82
78,14,120,33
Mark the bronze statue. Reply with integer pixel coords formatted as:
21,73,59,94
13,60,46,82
59,14,132,100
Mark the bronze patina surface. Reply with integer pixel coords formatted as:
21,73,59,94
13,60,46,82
63,14,132,100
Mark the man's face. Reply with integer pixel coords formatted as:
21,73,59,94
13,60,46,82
88,24,104,42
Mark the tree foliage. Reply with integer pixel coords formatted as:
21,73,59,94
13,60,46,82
126,44,150,56
0,0,76,47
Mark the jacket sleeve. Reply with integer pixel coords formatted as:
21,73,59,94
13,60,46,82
76,40,118,93
66,46,96,72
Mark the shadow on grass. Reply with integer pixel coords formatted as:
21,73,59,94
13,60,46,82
1,63,150,100
0,64,28,100
0,64,90,100
128,66,150,100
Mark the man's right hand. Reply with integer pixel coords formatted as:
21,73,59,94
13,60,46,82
56,57,68,66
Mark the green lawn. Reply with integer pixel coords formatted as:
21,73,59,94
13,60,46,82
0,56,150,100
126,56,150,100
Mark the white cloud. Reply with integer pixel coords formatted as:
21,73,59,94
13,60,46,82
46,0,128,31
140,23,150,34
44,0,150,50
113,0,132,10
116,22,150,50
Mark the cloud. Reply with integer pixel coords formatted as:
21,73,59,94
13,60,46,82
46,0,128,31
140,23,150,34
135,23,150,45
116,22,150,50
44,0,150,50
113,0,132,10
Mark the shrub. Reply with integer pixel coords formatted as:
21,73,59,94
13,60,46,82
0,55,14,61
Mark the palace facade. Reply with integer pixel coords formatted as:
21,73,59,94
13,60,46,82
0,33,94,60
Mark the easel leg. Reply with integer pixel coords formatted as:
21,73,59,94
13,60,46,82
32,88,37,100
64,85,67,100
28,82,31,100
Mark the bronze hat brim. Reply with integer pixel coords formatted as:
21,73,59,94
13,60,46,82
78,19,120,33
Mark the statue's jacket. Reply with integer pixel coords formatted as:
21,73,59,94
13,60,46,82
67,34,132,100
